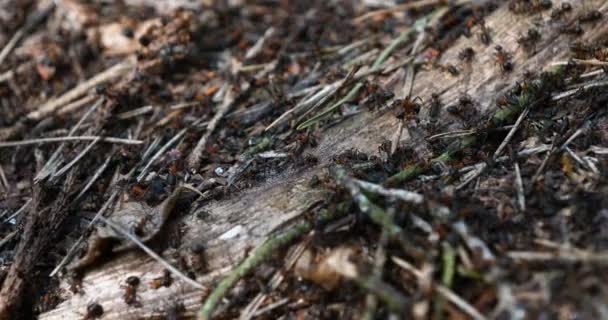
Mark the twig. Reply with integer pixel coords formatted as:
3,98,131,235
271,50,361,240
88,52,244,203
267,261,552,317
116,105,154,120
391,256,487,320
49,190,120,277
57,95,97,115
2,198,32,224
0,165,8,192
188,85,235,171
74,152,113,201
0,3,55,65
244,27,275,60
137,128,187,182
456,106,530,190
51,138,100,179
531,121,590,183
297,20,418,130
514,160,525,212
354,0,449,23
97,216,206,291
26,58,135,121
35,98,103,183
353,179,424,204
508,250,608,265
427,129,476,141
199,205,346,320
494,107,530,158
552,79,608,101
0,61,34,84
0,136,142,148
251,298,289,317
362,231,389,320
0,230,17,250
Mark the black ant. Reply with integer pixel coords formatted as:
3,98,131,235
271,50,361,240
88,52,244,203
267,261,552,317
578,10,602,24
494,45,513,73
509,0,552,15
429,93,442,124
551,2,572,20
441,64,460,76
123,276,141,307
363,82,395,110
559,23,584,36
391,96,422,121
517,28,541,53
447,94,478,120
478,20,492,45
459,47,475,62
82,302,103,319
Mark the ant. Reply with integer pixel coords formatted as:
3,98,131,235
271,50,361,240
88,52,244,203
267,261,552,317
494,45,513,73
447,94,478,120
363,81,395,110
428,93,442,124
478,20,492,45
559,23,584,36
123,276,141,307
551,2,572,20
509,0,552,15
517,28,541,53
440,64,460,76
572,42,608,61
578,10,602,24
82,302,103,319
459,47,475,63
391,96,422,121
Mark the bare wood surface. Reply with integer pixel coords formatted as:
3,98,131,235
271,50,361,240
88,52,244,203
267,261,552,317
40,1,608,319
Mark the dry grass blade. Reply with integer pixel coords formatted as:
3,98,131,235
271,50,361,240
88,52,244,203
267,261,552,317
26,58,135,121
187,85,235,171
0,136,142,148
97,216,207,291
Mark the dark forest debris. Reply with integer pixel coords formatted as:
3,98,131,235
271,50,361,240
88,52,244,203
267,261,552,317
0,1,607,320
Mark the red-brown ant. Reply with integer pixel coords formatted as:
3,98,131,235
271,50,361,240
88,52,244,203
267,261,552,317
494,45,513,73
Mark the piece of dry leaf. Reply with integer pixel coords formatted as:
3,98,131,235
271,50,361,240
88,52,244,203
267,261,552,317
294,247,358,290
70,186,190,272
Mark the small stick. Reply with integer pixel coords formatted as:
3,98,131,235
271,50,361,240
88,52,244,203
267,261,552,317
297,20,418,130
514,160,525,212
188,86,235,171
0,3,55,65
51,138,101,179
97,216,206,291
0,164,8,191
391,256,487,320
0,136,142,148
354,0,451,23
493,107,530,159
2,198,32,224
0,230,18,250
353,179,424,204
244,27,275,60
35,99,103,182
199,206,347,319
49,190,120,277
0,61,34,84
74,152,113,201
456,106,530,190
57,95,97,115
137,128,187,181
27,58,135,121
552,79,608,101
116,105,155,120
